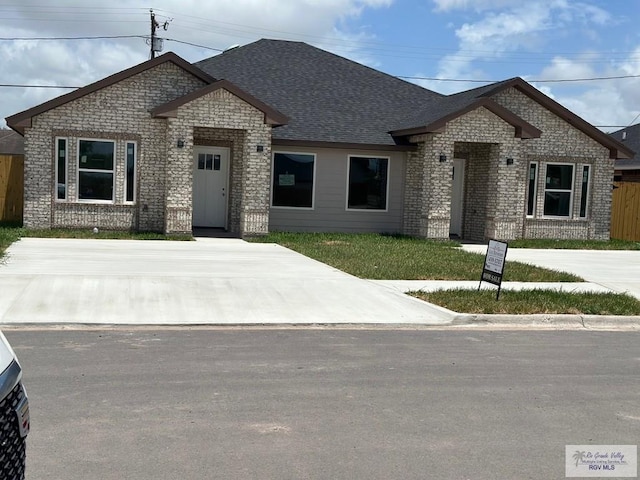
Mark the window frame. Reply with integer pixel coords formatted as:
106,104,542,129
542,162,574,218
55,137,68,201
345,155,390,212
526,161,538,217
124,141,137,204
579,165,590,219
270,151,316,210
76,138,116,204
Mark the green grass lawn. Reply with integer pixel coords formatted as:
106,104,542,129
251,232,580,281
508,238,640,249
410,289,640,316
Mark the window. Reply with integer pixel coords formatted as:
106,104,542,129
55,138,67,200
347,156,389,210
544,164,574,217
78,139,115,202
526,162,538,216
125,142,136,203
579,165,590,218
272,152,315,208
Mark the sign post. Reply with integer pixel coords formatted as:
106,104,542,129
478,239,508,300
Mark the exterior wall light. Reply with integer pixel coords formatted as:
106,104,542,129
256,145,264,152
439,153,447,162
506,157,514,165
177,140,185,148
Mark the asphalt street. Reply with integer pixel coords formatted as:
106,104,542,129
7,328,640,480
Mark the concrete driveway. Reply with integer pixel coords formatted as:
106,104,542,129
463,245,640,300
0,238,450,325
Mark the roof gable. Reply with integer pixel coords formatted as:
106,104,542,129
151,79,289,126
6,52,216,135
478,78,633,159
389,96,542,139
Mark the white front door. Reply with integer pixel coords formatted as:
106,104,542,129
449,158,465,237
192,146,229,228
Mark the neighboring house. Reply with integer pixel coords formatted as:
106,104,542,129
0,129,24,155
5,39,633,240
610,123,640,182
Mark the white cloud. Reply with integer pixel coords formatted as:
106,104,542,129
420,0,639,129
432,0,520,12
0,0,393,125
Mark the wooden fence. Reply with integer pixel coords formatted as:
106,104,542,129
611,181,640,241
0,154,23,222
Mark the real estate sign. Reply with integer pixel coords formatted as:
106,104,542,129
479,239,508,299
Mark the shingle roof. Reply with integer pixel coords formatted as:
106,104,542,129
610,123,640,168
196,39,443,146
197,40,631,159
0,129,24,154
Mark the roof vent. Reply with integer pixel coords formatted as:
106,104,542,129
622,131,627,141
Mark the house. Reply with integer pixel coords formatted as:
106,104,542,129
610,123,640,182
5,39,633,240
0,129,24,155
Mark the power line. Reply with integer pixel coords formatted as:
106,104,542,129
0,35,144,41
164,38,223,52
0,84,78,88
398,74,640,83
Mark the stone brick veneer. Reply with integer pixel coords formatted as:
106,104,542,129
403,87,613,241
404,107,520,240
494,88,613,240
23,61,273,236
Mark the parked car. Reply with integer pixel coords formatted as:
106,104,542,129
0,330,29,479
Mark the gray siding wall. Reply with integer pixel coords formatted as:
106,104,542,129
269,146,406,233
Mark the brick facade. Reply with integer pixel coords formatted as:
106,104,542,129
21,61,274,236
403,88,613,241
19,56,615,242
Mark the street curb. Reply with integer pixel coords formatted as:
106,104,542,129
451,313,640,328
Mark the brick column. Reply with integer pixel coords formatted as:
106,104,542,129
403,134,453,239
164,120,193,234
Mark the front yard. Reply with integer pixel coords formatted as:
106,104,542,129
250,232,579,281
2,226,639,315
252,232,640,316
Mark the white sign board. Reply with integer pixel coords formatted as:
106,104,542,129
479,239,509,298
485,239,508,274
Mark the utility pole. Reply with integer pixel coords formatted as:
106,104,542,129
150,9,158,59
149,9,170,59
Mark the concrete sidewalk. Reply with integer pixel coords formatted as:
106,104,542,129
0,238,452,326
461,244,640,300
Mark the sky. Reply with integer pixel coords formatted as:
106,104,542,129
0,0,639,132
